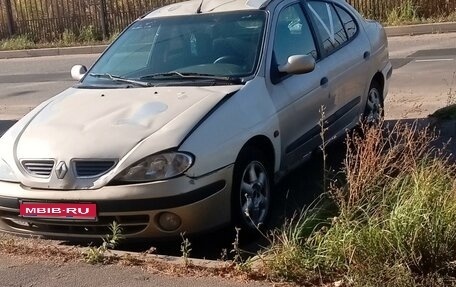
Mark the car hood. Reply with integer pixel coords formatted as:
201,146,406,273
1,85,240,188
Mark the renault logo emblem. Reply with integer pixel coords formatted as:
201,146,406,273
55,161,68,179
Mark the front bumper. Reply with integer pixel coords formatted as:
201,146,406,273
0,165,233,240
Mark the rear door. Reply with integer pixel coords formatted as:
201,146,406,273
305,0,371,137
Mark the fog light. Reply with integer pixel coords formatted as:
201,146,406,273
157,212,181,232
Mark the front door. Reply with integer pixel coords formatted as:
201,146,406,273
267,1,332,171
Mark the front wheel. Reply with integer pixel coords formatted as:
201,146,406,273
232,147,272,234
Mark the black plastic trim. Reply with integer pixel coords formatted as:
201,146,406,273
285,96,360,154
285,125,320,154
0,180,226,213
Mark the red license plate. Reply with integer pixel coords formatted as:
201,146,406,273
19,202,97,220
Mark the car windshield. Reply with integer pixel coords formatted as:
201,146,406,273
82,11,266,87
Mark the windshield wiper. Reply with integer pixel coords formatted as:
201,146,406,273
89,73,151,87
140,71,243,84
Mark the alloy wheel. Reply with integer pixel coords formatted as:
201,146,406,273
239,160,270,229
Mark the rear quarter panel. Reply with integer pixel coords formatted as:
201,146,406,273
342,0,391,100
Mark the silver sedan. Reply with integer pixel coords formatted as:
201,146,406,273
0,0,391,239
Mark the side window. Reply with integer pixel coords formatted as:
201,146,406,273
335,5,358,39
307,1,347,54
273,4,318,67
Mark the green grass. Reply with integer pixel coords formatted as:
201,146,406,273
385,10,456,26
385,0,419,26
261,122,456,286
0,26,119,51
430,104,456,120
0,34,36,50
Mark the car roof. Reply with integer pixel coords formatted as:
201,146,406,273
143,0,347,18
143,0,268,18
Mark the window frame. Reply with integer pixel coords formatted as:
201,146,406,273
333,3,359,40
303,0,360,58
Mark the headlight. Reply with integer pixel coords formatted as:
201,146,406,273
115,152,193,183
0,158,18,182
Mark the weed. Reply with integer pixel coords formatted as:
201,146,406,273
229,227,255,271
180,232,192,267
84,221,123,264
386,0,418,25
230,227,243,264
61,29,78,45
78,25,100,43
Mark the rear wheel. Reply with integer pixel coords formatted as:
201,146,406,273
363,81,384,124
232,147,271,234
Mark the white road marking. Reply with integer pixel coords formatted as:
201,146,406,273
415,58,454,63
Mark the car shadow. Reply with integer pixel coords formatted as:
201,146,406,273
56,117,456,260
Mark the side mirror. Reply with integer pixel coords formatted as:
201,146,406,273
71,65,87,81
278,55,315,75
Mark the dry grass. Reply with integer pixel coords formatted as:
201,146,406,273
261,120,456,286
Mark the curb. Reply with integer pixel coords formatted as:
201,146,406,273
0,45,108,59
0,232,231,270
0,22,455,59
385,22,456,37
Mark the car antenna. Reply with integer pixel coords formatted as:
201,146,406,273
197,0,203,13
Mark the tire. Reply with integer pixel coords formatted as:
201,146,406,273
363,80,384,124
231,147,272,235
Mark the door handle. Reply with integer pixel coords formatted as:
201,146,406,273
363,51,370,59
320,77,328,86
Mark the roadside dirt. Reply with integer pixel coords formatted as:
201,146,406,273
0,233,287,287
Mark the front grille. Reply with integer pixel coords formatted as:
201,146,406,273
0,211,149,237
22,160,55,177
74,161,116,177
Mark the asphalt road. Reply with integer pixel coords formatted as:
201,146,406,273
0,54,96,120
387,33,456,119
0,33,455,260
0,255,270,287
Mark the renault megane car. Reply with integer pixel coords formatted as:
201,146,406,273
0,0,392,239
